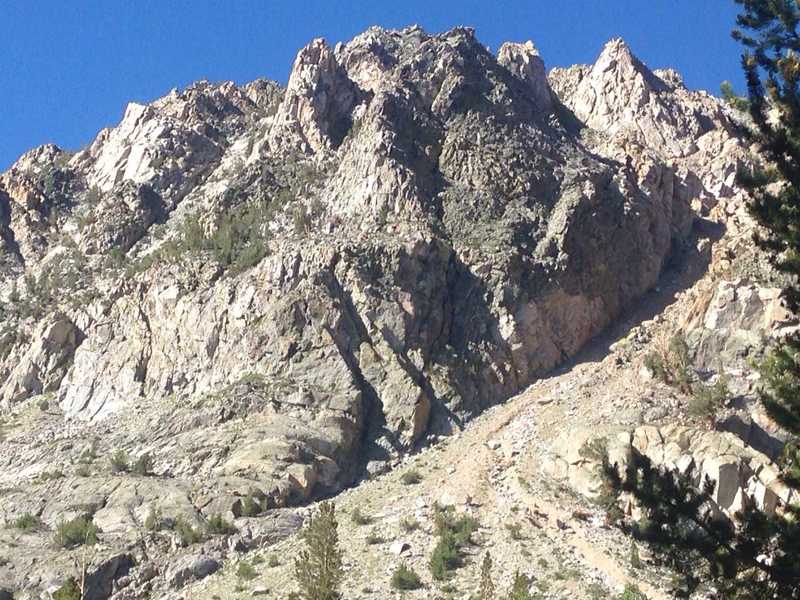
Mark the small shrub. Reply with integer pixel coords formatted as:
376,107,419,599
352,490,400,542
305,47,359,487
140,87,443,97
429,505,479,581
268,554,280,567
583,437,626,522
109,449,130,473
153,204,271,275
619,583,648,600
38,398,49,411
351,507,372,526
236,560,257,581
554,565,581,581
365,530,384,545
440,582,459,594
106,247,127,269
74,464,91,478
429,530,461,580
238,372,266,386
643,352,666,382
53,577,82,600
391,563,422,590
400,470,422,485
292,205,313,235
84,186,102,207
478,552,495,600
721,81,750,112
400,517,420,532
587,583,610,599
507,571,533,600
206,513,237,535
144,507,165,532
78,441,98,464
293,501,343,600
174,516,203,546
434,505,479,547
12,513,41,531
54,516,98,548
38,470,65,482
240,491,262,517
645,332,692,393
630,541,642,569
505,521,523,540
689,376,730,423
132,452,154,476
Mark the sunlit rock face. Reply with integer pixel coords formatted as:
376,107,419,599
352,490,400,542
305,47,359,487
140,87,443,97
0,26,755,599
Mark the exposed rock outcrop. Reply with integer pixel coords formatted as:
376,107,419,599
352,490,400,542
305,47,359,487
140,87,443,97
551,38,724,158
545,425,793,518
0,25,773,600
2,313,82,404
498,41,554,113
270,38,357,153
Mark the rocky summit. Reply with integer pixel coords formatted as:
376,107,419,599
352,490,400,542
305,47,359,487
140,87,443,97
0,25,785,599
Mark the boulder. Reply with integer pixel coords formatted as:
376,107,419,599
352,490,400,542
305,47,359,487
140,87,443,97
166,555,220,590
84,553,135,600
390,540,411,555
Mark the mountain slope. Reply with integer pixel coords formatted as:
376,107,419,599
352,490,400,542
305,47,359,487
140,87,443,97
0,26,780,600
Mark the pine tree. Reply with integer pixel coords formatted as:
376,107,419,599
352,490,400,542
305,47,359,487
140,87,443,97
731,0,800,589
629,540,641,569
478,552,495,600
9,280,19,303
604,2,800,598
721,80,750,111
293,501,344,600
735,0,800,490
505,570,531,600
52,577,81,600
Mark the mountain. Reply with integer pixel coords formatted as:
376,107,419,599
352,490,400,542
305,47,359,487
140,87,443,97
0,26,783,599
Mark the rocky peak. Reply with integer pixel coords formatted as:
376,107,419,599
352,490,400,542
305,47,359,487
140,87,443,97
653,68,685,89
569,37,665,123
552,37,730,158
497,40,554,112
336,25,546,121
0,144,70,210
150,80,259,135
4,143,67,176
595,37,637,71
269,38,357,154
591,36,677,97
241,77,284,114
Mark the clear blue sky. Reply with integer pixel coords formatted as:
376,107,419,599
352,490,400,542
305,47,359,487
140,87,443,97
1,1,745,171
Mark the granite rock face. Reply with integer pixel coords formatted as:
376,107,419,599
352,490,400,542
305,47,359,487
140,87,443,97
550,38,751,212
0,26,759,599
545,425,793,518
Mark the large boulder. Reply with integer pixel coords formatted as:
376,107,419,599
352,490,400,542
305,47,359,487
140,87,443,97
165,554,221,590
